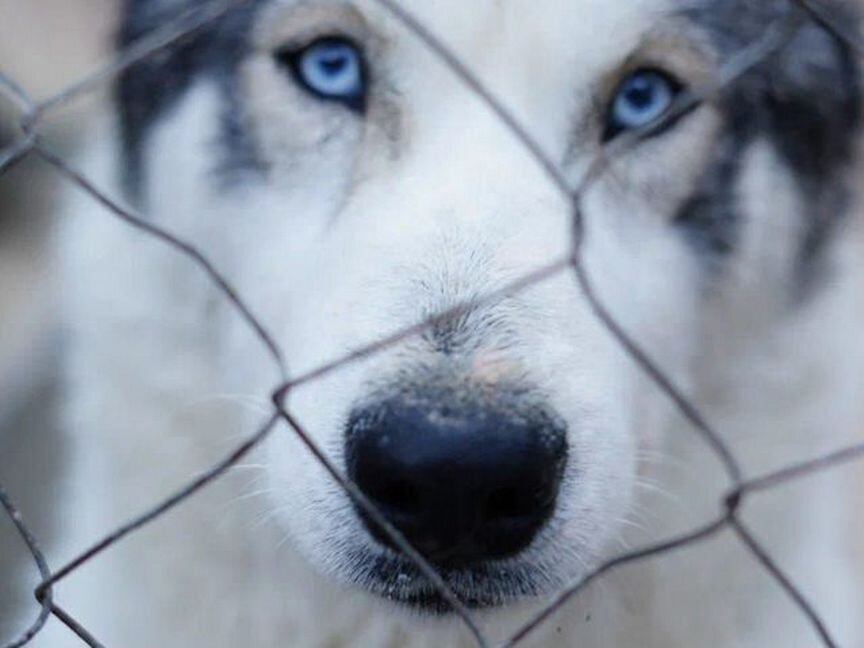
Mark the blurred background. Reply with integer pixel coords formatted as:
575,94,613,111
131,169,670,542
0,0,116,635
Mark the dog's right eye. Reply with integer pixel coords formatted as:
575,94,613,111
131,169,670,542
603,69,681,141
276,37,367,113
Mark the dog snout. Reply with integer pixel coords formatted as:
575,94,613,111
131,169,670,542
345,394,568,567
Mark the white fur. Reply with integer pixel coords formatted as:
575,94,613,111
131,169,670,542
30,1,864,646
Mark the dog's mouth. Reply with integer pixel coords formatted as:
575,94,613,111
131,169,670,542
344,549,549,614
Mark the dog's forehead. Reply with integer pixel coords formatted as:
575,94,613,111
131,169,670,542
261,0,673,67
265,0,668,24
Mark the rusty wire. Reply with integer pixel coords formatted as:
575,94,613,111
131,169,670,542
2,0,864,646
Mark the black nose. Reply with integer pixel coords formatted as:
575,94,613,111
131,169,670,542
345,397,567,567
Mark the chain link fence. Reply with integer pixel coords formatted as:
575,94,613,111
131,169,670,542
2,0,864,646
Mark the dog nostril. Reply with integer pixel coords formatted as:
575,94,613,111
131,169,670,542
370,479,421,515
484,487,537,521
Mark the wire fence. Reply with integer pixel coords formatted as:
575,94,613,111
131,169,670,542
2,0,864,646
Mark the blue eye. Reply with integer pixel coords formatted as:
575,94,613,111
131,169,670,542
605,69,680,140
280,37,366,111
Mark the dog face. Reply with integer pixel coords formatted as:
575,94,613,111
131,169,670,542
117,0,859,612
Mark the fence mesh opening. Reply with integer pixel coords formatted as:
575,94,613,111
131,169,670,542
2,0,864,646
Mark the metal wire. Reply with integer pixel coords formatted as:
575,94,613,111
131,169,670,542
2,0,864,646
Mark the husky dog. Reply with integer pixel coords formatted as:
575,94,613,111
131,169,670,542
32,0,864,646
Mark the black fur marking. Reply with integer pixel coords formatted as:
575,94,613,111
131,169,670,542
116,0,265,203
679,0,861,277
673,115,755,257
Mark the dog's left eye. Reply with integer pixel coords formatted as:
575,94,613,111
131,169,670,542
278,37,366,112
604,69,681,141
